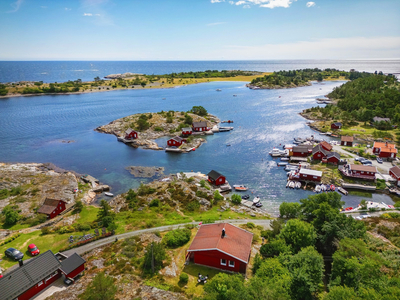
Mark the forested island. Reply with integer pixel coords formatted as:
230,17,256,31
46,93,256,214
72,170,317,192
247,68,374,89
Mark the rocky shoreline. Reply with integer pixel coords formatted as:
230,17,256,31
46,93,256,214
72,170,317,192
246,82,311,89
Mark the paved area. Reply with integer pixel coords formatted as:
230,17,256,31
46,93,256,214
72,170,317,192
31,277,67,300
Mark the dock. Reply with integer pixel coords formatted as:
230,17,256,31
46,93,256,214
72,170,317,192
117,137,136,143
241,200,254,209
290,157,308,163
165,148,183,153
341,183,376,191
218,182,232,193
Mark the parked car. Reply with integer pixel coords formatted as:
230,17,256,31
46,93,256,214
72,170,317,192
355,157,366,162
27,244,40,256
5,248,24,260
377,158,383,164
362,160,372,165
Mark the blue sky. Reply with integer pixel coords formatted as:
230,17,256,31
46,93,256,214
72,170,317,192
1,0,399,60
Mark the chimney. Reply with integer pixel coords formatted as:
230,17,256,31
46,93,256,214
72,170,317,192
18,259,23,267
221,228,225,238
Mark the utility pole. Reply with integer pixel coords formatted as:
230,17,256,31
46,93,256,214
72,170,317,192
151,242,154,274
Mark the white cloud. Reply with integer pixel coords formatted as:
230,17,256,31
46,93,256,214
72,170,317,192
8,0,23,13
211,0,225,3
259,0,296,9
207,22,227,26
218,0,298,9
235,1,247,5
243,4,251,8
83,13,93,16
229,1,234,4
65,7,71,11
306,2,315,7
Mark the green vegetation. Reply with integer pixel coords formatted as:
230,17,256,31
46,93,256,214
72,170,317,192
80,272,117,300
231,194,242,205
163,228,191,248
142,242,166,275
279,202,301,218
136,114,151,131
179,272,189,284
189,105,208,116
159,70,258,79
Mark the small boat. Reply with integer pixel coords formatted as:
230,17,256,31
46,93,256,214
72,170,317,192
253,197,261,204
241,194,250,200
321,185,326,192
344,207,353,211
286,180,290,188
226,144,231,147
162,98,166,100
295,182,301,189
325,184,331,191
216,89,222,91
314,185,321,193
338,187,348,195
330,184,335,191
105,192,114,197
280,157,289,161
233,185,248,191
233,95,237,97
289,181,295,189
269,148,282,157
255,202,263,208
277,162,288,166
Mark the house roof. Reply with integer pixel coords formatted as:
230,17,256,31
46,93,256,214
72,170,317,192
37,198,64,215
341,136,354,142
320,141,333,151
312,144,328,156
332,122,342,126
390,166,400,179
292,146,310,152
60,253,86,276
182,127,192,132
349,164,377,173
0,250,62,300
125,128,136,134
373,142,397,154
373,117,390,123
187,223,253,263
169,136,185,143
192,121,208,128
207,170,224,180
299,168,322,177
327,152,341,160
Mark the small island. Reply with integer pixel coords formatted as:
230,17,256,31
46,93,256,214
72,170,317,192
96,106,220,151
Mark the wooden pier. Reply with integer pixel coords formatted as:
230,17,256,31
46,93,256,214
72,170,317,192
341,183,376,191
165,148,183,153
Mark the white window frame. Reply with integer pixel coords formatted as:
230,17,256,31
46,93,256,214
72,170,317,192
228,260,235,267
220,259,226,266
38,281,43,287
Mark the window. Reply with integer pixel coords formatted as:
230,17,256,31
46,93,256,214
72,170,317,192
220,259,226,266
38,281,43,287
229,260,235,267
313,176,317,179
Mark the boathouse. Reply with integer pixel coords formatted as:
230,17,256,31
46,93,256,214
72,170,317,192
37,198,66,219
373,142,397,159
341,136,354,147
186,223,253,274
125,129,138,140
167,136,186,147
312,144,329,161
389,166,400,186
182,127,192,136
207,170,226,186
0,250,85,300
342,164,377,180
192,121,209,132
326,152,341,165
291,145,312,157
298,169,322,182
320,141,333,151
331,122,342,129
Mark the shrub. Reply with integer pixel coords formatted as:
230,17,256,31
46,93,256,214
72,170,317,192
163,228,191,248
186,201,200,212
74,200,83,213
149,198,160,207
231,194,242,205
179,273,189,284
154,126,164,131
41,227,51,235
246,222,256,229
213,190,224,202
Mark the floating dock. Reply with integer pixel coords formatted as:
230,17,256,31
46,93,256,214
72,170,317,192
165,148,183,153
341,183,376,191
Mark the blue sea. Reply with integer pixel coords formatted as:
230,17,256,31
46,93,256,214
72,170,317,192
1,60,399,214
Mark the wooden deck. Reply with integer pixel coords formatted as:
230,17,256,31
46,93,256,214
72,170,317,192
341,183,376,191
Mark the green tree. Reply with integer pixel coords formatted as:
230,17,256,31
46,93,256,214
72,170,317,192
231,194,242,205
279,219,316,253
2,205,20,226
80,272,117,300
97,200,113,220
74,200,83,213
190,106,208,116
213,190,224,203
184,114,193,125
260,238,292,258
279,202,301,218
163,228,191,248
202,273,247,300
142,242,166,274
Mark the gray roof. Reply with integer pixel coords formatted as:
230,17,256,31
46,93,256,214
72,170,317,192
125,128,136,134
170,136,185,143
0,250,61,300
182,127,192,132
60,253,86,276
332,122,342,126
207,170,224,180
373,117,390,123
312,144,328,156
192,121,208,128
327,152,340,160
292,146,310,152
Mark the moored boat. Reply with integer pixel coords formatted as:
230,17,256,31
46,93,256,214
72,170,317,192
280,157,289,161
269,148,282,157
105,192,114,197
295,181,301,189
289,181,295,189
330,184,335,191
277,162,288,166
255,202,263,208
314,185,321,193
253,197,261,204
338,187,348,195
233,185,248,191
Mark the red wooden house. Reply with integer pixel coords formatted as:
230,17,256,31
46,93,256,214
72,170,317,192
320,141,333,151
186,223,253,274
331,122,342,129
326,152,340,165
341,136,354,147
312,144,329,161
192,121,209,132
0,250,85,300
125,129,138,140
207,170,226,186
389,166,400,186
373,142,397,159
299,169,322,182
291,145,312,157
342,164,377,180
167,136,186,147
37,198,66,219
182,127,192,136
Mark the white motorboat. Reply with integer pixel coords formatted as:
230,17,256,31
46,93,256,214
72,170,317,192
321,185,326,192
295,182,301,189
269,148,282,157
285,165,299,171
277,162,288,166
286,180,290,188
314,185,321,193
105,192,114,197
216,89,222,91
280,157,289,161
289,181,295,189
253,197,261,204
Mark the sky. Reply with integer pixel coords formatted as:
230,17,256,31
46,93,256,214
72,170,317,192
0,0,399,60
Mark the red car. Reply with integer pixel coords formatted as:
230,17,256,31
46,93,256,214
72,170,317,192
27,244,40,256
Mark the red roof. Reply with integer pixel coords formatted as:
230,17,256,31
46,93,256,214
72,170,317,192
320,141,333,151
390,166,400,179
187,223,253,263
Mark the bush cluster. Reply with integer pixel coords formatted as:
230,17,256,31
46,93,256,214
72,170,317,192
163,228,191,248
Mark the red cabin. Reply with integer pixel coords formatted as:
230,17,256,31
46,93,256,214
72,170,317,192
342,164,377,180
182,127,192,136
320,141,333,152
312,144,329,161
186,223,253,274
291,145,312,157
37,198,66,219
125,129,138,140
299,169,322,182
192,121,209,132
389,166,400,186
373,142,397,159
341,136,354,147
326,152,340,165
167,136,186,147
331,122,342,129
207,170,226,186
0,250,85,300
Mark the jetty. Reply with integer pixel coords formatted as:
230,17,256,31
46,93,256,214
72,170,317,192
341,183,376,191
165,148,184,153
